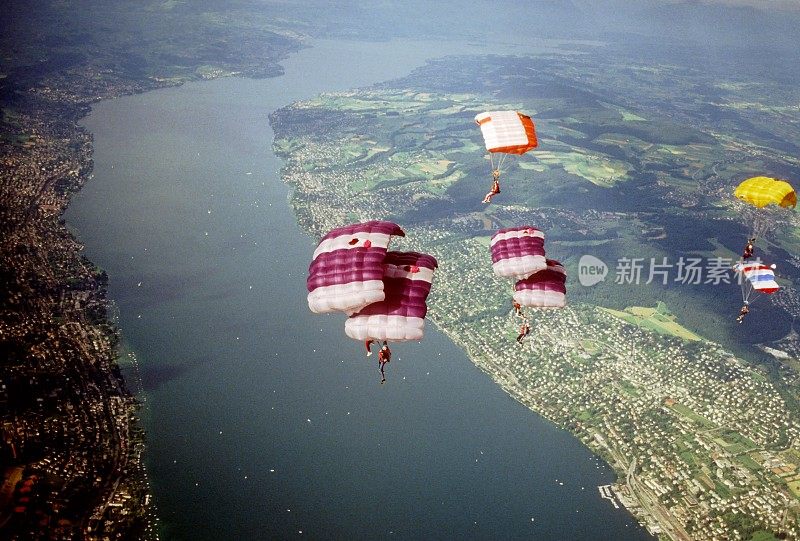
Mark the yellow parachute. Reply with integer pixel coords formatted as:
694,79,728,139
733,176,796,240
734,176,796,209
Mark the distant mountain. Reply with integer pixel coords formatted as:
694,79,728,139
295,0,591,41
616,1,800,50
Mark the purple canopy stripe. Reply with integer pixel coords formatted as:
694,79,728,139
490,226,547,279
307,221,405,314
345,251,438,342
514,259,567,308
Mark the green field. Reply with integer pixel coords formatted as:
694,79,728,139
736,454,763,472
529,150,630,187
600,302,702,341
750,531,780,541
669,403,716,428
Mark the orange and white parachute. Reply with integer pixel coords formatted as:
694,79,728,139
475,111,538,155
475,111,538,196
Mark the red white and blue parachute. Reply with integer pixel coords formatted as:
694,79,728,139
345,251,438,342
514,259,567,308
733,261,779,303
490,226,547,279
307,221,405,314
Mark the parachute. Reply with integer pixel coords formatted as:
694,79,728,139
475,110,538,191
733,261,780,304
345,251,438,342
307,220,405,314
489,226,566,341
733,176,796,239
490,226,547,279
475,111,538,156
514,260,567,309
734,176,796,209
307,222,438,355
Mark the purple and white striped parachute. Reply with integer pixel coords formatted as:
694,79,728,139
514,259,567,308
345,251,438,342
490,226,547,279
307,221,405,314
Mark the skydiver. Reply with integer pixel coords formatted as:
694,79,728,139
742,238,755,260
516,320,532,344
378,341,391,383
512,299,523,317
736,303,750,324
482,169,501,204
365,339,375,357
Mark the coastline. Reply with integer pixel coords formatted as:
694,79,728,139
430,319,664,536
0,96,157,536
0,30,303,540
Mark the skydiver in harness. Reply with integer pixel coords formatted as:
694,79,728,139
378,341,391,383
736,302,750,324
512,299,523,317
742,238,755,260
482,169,501,204
365,339,375,356
516,320,531,344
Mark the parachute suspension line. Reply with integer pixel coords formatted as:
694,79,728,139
740,276,765,305
497,153,508,174
736,268,751,304
742,283,752,304
751,214,768,242
742,287,768,307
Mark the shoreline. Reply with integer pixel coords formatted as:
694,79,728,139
430,320,655,531
0,27,303,540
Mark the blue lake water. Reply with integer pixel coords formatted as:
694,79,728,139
65,39,654,540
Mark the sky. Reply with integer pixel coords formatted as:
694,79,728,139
676,0,800,9
576,0,800,10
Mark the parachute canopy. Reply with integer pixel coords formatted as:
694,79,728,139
513,259,567,308
475,111,538,155
490,226,547,279
734,262,780,298
734,176,796,209
307,220,405,314
345,251,438,342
